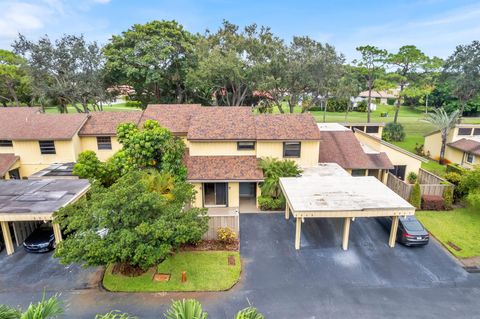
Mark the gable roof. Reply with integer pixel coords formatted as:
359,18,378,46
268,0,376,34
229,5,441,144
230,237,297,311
318,130,393,169
185,153,264,181
448,138,480,156
79,111,143,136
0,107,88,140
255,114,321,140
140,104,202,135
0,153,19,176
187,107,256,140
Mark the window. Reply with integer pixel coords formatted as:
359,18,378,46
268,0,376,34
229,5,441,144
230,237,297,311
365,126,379,133
203,183,228,207
0,140,13,147
465,152,475,164
237,141,255,150
351,169,366,177
283,142,301,158
353,126,366,132
97,136,112,150
389,165,407,180
8,168,20,179
39,141,56,154
458,128,472,136
474,128,480,136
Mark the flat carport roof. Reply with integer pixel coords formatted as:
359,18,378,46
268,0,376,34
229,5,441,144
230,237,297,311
0,179,90,255
280,163,415,250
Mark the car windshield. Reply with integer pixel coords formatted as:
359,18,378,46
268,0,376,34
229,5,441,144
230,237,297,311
403,221,424,232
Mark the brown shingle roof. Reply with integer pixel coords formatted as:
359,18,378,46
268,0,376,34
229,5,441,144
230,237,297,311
79,111,143,136
448,138,480,156
0,153,19,176
185,154,264,181
319,130,393,169
140,104,202,135
187,107,256,140
255,114,321,140
0,107,87,140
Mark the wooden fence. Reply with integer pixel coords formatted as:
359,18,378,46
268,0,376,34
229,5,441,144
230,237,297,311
203,211,240,240
386,171,454,201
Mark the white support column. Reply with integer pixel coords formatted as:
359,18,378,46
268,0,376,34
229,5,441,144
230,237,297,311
1,221,14,255
342,217,351,250
52,223,63,244
285,203,290,220
295,217,302,250
389,216,399,248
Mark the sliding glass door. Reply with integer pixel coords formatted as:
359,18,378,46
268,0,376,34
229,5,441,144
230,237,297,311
203,183,228,207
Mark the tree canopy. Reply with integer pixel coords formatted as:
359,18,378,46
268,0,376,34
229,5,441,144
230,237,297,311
0,49,31,107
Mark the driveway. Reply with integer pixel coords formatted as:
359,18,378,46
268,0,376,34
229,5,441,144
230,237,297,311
1,214,480,318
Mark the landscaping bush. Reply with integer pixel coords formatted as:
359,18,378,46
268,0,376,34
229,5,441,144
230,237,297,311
165,299,207,319
421,195,445,210
443,186,454,210
308,106,322,111
413,143,429,157
387,98,396,105
326,98,348,112
409,182,421,209
382,122,405,142
125,100,142,108
407,172,418,184
355,100,368,112
444,172,466,201
217,227,237,245
235,307,265,319
467,189,480,211
258,195,285,210
446,163,466,174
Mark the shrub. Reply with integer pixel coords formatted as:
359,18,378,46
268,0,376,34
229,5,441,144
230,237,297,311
217,227,237,245
467,189,480,211
259,157,302,199
165,299,207,319
409,182,421,209
444,172,465,201
125,100,142,108
356,100,368,112
413,143,429,157
421,195,445,210
407,172,418,184
308,106,322,111
382,122,405,142
95,311,137,319
326,98,349,112
443,186,454,210
255,100,274,114
258,195,285,210
387,98,396,105
446,163,466,174
235,307,265,319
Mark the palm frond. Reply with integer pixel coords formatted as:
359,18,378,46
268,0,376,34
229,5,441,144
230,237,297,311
235,307,265,319
0,305,21,319
164,299,208,319
20,294,63,319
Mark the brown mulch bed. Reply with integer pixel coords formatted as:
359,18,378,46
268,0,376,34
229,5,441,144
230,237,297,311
111,262,146,277
180,239,239,252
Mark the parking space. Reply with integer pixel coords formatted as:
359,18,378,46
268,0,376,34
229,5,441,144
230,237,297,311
240,213,468,289
0,249,102,293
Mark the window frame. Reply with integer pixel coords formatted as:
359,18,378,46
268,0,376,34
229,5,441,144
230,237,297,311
96,136,112,150
473,128,480,136
0,140,13,147
283,141,301,158
351,169,367,177
465,152,475,164
39,140,56,155
458,128,472,136
365,126,379,134
237,141,255,151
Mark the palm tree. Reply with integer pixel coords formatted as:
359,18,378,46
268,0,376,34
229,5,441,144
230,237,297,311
0,294,63,319
425,108,460,164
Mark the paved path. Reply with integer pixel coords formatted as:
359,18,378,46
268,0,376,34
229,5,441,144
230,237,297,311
1,214,480,318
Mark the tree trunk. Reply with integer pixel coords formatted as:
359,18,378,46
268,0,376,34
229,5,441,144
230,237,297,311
459,101,466,119
6,81,19,107
393,84,404,124
439,133,447,165
275,101,285,113
154,82,160,103
367,79,372,123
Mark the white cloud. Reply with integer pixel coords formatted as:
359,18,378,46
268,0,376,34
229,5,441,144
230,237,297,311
92,0,111,3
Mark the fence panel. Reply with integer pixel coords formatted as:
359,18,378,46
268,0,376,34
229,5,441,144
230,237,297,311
386,173,412,200
203,213,240,240
418,168,448,184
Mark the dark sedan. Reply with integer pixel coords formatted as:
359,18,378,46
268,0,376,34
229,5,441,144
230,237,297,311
377,216,429,246
23,225,55,253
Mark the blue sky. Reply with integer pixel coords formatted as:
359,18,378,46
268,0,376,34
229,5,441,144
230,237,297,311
1,0,479,61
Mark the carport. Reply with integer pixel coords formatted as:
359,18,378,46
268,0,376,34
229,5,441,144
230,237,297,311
0,179,90,255
280,163,415,250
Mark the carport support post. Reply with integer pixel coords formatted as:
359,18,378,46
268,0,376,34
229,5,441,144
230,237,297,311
53,222,62,244
389,216,399,248
285,204,290,220
1,221,14,255
295,217,301,250
342,217,351,250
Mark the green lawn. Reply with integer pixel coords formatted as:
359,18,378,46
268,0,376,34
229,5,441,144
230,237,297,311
103,251,241,292
43,103,140,113
417,208,480,258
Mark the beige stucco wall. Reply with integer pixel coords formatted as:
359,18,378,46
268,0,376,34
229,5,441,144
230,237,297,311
79,136,121,161
424,132,443,161
256,141,319,168
189,141,256,156
192,183,203,208
355,133,422,178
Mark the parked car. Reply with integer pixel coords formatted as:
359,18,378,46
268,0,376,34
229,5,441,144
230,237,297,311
23,225,55,253
376,216,429,246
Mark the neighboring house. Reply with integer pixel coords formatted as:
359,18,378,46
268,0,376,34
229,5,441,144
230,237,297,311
424,124,480,169
341,122,384,139
358,88,399,105
318,123,393,180
354,129,427,181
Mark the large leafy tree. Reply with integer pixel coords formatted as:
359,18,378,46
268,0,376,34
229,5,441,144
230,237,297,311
54,170,208,274
187,20,283,106
354,45,388,122
13,34,106,113
425,108,460,164
104,20,196,108
386,45,429,123
442,40,480,117
0,50,31,107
